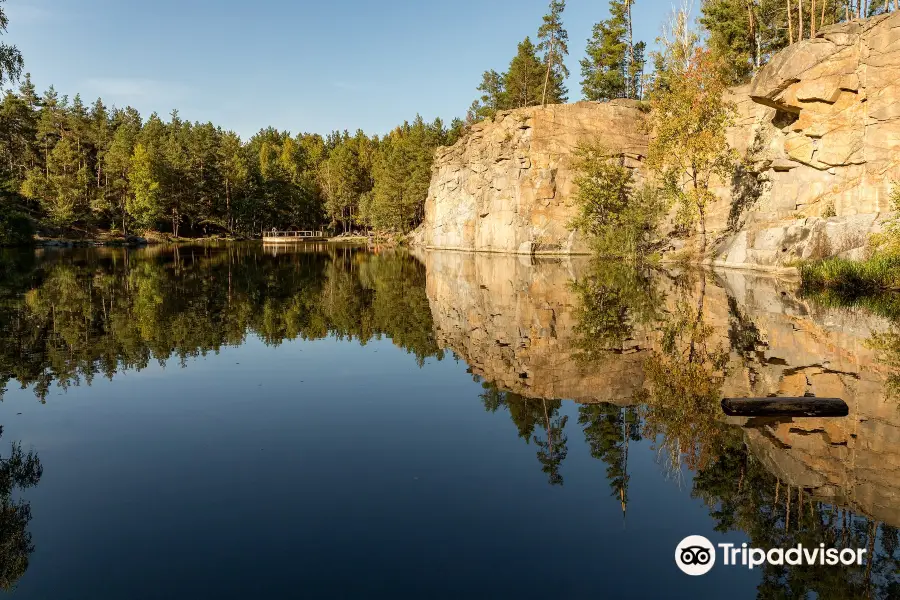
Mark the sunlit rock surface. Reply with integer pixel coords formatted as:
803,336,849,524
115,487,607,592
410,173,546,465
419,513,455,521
410,101,647,255
712,13,900,268
415,15,900,269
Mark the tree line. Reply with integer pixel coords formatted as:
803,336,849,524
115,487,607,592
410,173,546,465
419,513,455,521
0,74,464,240
2,0,899,243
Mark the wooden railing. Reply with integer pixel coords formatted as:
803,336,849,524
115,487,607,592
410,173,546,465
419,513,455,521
264,230,325,238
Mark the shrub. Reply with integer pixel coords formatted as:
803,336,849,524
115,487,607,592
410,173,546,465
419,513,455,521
570,141,667,260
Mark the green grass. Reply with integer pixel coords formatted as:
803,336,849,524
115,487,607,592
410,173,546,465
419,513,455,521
799,254,900,296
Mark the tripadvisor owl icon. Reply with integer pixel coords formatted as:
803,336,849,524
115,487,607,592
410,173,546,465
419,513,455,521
675,535,716,576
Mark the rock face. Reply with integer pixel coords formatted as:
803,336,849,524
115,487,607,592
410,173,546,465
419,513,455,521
411,101,647,254
415,16,900,269
711,13,900,268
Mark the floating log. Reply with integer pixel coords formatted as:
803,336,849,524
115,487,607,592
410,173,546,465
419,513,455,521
721,397,848,417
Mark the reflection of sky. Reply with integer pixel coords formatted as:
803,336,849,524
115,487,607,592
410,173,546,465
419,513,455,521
1,334,759,599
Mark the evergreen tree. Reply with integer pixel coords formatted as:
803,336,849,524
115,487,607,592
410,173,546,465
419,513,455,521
0,1,22,86
537,0,569,106
502,37,547,109
470,70,504,121
581,0,629,101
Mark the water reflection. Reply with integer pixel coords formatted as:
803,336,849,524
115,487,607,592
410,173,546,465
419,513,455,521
423,250,900,597
0,428,41,590
0,245,441,402
0,244,899,596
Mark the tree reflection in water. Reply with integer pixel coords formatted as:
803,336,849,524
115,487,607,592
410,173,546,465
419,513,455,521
0,245,443,401
0,427,42,590
569,263,900,599
3,246,900,596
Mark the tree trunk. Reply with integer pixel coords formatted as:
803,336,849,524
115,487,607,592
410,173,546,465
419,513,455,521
541,34,555,107
788,0,794,43
821,0,827,30
811,0,816,37
698,203,707,253
627,0,636,97
798,0,804,40
225,177,231,234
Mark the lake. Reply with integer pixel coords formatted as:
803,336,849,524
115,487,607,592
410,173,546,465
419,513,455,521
0,244,897,599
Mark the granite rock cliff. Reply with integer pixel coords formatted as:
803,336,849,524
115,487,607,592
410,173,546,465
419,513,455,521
413,15,900,269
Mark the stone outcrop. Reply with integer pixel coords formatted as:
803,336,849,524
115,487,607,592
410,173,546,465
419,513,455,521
415,15,900,269
411,101,647,254
418,249,900,524
711,13,900,268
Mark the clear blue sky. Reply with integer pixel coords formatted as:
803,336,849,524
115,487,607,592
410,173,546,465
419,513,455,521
5,0,680,138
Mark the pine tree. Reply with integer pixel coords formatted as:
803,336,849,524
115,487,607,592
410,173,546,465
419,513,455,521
537,0,569,106
502,37,547,109
103,108,141,233
217,131,247,233
470,69,504,121
581,0,629,101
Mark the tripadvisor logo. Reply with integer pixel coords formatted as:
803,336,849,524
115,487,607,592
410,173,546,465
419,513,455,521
675,535,867,575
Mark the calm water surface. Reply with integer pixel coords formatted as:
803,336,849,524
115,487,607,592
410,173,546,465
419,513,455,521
0,244,898,599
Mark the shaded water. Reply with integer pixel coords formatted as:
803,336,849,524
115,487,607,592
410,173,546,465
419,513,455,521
0,244,898,599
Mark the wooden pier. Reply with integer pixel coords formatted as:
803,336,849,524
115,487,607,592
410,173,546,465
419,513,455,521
262,230,328,243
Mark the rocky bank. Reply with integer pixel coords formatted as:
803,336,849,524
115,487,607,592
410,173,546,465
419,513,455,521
413,14,900,269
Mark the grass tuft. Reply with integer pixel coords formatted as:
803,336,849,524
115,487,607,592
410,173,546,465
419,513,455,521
799,254,900,297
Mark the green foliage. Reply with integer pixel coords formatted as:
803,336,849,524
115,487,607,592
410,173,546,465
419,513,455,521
0,6,460,238
478,384,568,485
467,21,568,121
502,37,551,109
364,117,450,233
127,143,162,231
868,181,900,257
581,0,646,101
647,18,736,252
641,275,730,471
699,0,849,84
0,194,31,245
0,1,22,88
578,403,641,508
572,261,664,360
799,255,900,295
0,84,459,237
570,141,667,259
0,428,42,590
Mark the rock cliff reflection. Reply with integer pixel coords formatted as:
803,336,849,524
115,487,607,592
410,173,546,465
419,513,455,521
0,244,898,597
